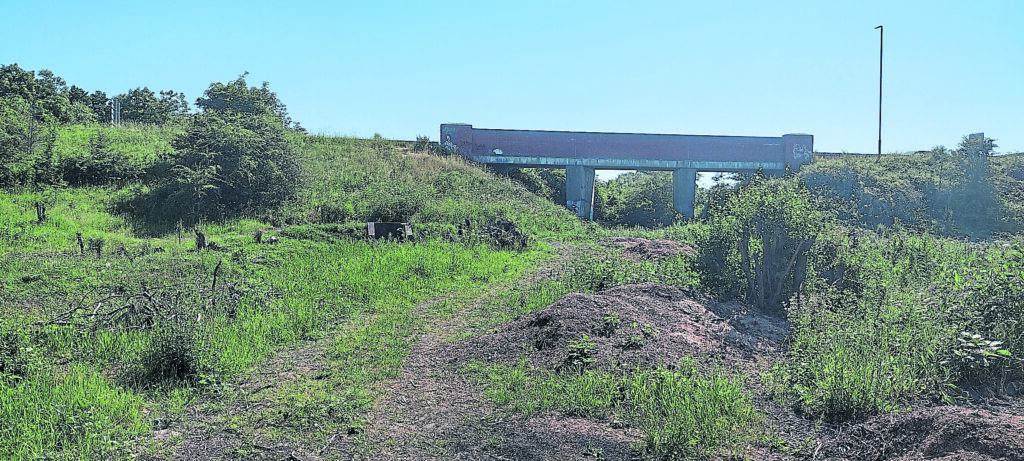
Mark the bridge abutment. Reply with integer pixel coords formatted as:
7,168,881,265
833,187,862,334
566,165,596,219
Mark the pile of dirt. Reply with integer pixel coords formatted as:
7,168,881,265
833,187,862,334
818,406,1024,461
454,282,787,371
602,236,696,262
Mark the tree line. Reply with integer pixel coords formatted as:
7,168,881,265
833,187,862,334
0,63,190,125
1,65,305,227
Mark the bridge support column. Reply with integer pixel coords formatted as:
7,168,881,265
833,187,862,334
566,166,596,219
673,168,697,220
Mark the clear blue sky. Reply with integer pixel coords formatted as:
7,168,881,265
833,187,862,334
4,0,1022,154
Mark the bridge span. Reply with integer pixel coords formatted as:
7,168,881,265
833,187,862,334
440,124,813,219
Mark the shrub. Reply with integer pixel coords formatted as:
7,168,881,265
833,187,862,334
158,76,304,223
698,174,829,313
59,131,144,186
133,316,205,386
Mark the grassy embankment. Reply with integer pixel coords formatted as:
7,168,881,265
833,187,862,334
4,123,1024,460
0,125,588,459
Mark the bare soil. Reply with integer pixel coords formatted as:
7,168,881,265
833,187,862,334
602,237,697,262
452,282,787,373
817,406,1024,461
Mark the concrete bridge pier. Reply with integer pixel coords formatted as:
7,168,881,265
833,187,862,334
672,168,698,219
566,165,596,219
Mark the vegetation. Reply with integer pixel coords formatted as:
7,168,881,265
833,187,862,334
2,63,1023,459
467,358,758,459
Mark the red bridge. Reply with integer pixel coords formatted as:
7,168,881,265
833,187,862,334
441,124,813,219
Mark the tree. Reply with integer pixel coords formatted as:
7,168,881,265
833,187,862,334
195,73,297,129
0,64,70,123
117,87,161,124
116,87,189,124
0,96,57,187
166,76,303,221
952,134,1001,236
86,90,111,122
698,175,828,314
601,171,675,227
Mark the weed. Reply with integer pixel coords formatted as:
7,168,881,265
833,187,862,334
470,357,759,459
593,312,620,337
0,328,31,380
942,331,1015,382
616,335,644,350
564,334,597,370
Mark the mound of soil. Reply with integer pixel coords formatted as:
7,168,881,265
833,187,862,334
455,282,786,371
819,406,1024,461
602,237,696,262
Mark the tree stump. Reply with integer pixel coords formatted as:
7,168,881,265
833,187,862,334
195,229,207,250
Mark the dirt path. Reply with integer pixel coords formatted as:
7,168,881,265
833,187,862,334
341,306,639,460
333,246,641,460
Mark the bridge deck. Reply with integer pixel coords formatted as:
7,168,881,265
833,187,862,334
441,124,812,170
439,124,812,220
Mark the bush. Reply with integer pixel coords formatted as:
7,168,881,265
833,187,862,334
59,131,144,186
698,174,829,313
133,316,205,386
601,171,675,227
154,76,304,223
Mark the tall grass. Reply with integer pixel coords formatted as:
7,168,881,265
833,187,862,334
0,188,140,255
0,365,149,460
468,357,759,459
768,230,1024,419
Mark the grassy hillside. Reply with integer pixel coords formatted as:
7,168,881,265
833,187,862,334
799,147,1024,237
0,123,613,458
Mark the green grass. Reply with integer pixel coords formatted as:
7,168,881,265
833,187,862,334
0,364,149,460
466,357,760,459
766,231,1024,420
52,123,179,166
0,222,543,457
0,187,144,255
289,134,592,242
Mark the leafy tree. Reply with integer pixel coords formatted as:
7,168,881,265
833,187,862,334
115,87,188,124
196,73,297,129
601,171,675,227
951,134,1002,236
67,85,89,105
698,174,828,314
159,90,189,118
0,96,58,187
165,76,303,221
0,64,35,99
116,87,180,124
87,90,111,122
0,64,70,123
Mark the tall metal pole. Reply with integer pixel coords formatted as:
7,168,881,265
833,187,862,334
875,25,883,161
